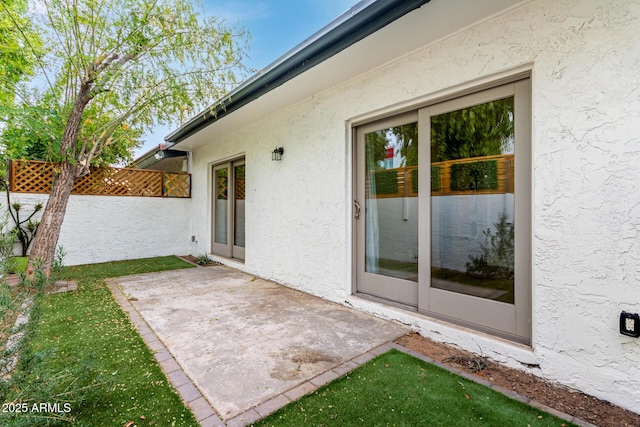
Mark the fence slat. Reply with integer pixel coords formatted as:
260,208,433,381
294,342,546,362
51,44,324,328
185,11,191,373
9,160,190,198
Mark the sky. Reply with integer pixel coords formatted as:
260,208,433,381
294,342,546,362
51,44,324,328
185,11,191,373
136,0,359,158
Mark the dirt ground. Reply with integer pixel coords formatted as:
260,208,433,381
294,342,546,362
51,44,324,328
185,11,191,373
396,332,640,427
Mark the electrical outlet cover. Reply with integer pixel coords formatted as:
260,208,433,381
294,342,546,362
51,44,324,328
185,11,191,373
620,311,640,338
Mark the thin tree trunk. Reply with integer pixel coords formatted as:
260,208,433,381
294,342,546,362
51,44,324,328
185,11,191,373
26,162,77,279
25,77,94,280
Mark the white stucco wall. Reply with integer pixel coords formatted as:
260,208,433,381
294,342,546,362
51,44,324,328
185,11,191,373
186,0,640,413
1,193,193,266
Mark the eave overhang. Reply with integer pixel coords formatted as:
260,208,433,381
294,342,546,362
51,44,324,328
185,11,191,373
165,0,431,145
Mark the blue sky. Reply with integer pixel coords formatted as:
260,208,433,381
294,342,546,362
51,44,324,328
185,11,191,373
136,0,358,157
204,0,358,71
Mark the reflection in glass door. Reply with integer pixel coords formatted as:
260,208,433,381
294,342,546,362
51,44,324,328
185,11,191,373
356,113,419,307
212,159,245,260
430,97,515,304
214,167,228,245
233,163,246,259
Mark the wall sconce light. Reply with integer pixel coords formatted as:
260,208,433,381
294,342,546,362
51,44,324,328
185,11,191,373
272,147,284,161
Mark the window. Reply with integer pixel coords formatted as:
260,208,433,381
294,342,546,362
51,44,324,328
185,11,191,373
212,159,245,260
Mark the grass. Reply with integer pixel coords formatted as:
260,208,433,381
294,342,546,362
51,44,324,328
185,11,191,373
59,255,194,282
254,349,575,427
0,255,570,426
9,257,28,274
0,256,197,426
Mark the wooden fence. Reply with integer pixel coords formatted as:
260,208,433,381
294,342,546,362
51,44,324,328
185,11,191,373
9,160,190,198
367,154,514,198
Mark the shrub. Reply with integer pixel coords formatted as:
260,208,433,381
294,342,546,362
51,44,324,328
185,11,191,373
466,212,514,280
450,160,498,192
371,169,398,195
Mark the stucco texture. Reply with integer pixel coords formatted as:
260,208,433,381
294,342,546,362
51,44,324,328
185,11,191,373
1,193,193,266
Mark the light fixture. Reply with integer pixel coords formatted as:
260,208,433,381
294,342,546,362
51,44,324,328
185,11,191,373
272,147,284,161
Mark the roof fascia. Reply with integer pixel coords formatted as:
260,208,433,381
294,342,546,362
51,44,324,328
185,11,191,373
165,0,430,144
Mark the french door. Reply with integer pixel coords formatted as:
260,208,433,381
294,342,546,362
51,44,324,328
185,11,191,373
212,159,245,260
355,81,531,343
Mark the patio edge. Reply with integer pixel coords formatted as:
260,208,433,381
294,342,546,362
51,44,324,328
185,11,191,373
107,276,595,427
107,279,226,427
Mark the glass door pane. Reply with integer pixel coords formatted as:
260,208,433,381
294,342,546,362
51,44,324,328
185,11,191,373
214,167,228,245
365,122,418,281
430,97,515,303
234,164,246,248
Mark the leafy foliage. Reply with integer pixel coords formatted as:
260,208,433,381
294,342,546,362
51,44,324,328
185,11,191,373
431,97,514,161
450,159,498,192
365,123,418,170
431,165,440,191
0,0,42,109
0,95,143,166
466,212,514,280
393,123,418,167
0,214,16,277
365,130,389,170
371,169,398,195
195,253,212,266
1,0,248,275
0,188,43,257
1,0,248,171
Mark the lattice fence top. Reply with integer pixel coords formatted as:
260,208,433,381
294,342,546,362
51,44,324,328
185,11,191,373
164,173,191,198
235,176,245,200
10,160,190,198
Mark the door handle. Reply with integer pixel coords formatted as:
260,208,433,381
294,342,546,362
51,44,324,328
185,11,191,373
354,199,361,220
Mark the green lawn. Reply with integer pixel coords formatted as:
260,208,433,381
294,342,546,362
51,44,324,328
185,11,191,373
254,349,575,427
1,256,573,426
9,257,28,274
0,256,197,426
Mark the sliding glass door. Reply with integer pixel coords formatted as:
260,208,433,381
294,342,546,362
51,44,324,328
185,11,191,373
355,81,531,343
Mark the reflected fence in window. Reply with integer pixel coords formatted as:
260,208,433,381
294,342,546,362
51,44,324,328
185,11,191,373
366,154,513,198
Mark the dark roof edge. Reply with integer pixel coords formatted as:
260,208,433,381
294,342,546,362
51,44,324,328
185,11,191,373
131,143,188,169
165,0,430,144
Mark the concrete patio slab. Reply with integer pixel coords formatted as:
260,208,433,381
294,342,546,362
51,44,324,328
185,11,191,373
112,266,409,421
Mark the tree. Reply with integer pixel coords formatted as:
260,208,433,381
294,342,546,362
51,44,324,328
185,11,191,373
365,130,389,170
0,0,42,109
392,123,418,167
365,123,418,170
431,97,514,161
3,0,248,278
0,93,143,166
